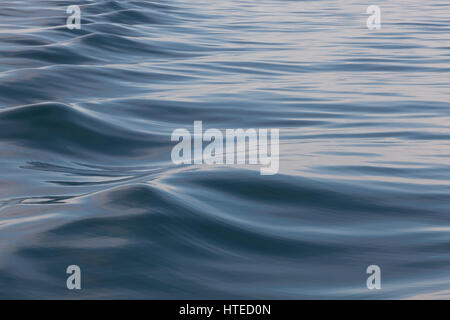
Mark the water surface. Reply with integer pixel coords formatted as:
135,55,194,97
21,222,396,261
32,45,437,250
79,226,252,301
0,0,450,299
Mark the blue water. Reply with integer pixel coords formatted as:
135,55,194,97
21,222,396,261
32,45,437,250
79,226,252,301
1,0,450,299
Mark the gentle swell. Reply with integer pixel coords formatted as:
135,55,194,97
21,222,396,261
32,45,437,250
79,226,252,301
0,0,450,299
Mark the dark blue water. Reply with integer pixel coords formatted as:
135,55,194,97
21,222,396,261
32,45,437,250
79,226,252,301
1,0,450,299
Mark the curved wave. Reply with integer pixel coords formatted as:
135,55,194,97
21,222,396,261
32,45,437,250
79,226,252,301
0,102,167,157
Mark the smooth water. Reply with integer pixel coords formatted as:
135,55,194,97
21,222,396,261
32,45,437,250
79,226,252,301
0,0,449,299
